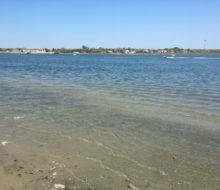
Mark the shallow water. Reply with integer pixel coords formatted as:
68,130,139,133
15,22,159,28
0,54,220,189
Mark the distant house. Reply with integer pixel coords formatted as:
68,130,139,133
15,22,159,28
159,50,167,54
124,50,130,54
144,49,150,53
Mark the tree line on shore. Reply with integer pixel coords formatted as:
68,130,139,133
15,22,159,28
0,46,220,54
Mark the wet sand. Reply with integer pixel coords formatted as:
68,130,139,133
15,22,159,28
1,121,220,190
0,125,143,190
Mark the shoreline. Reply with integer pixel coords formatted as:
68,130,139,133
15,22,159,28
1,52,220,55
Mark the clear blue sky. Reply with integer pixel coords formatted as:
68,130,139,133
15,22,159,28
1,0,220,49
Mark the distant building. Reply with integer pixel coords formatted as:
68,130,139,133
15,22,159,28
123,50,136,54
124,50,130,54
159,50,167,54
144,49,150,53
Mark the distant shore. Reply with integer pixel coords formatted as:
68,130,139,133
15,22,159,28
1,47,220,55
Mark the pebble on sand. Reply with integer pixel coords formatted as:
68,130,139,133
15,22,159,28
1,141,9,146
52,172,57,176
13,116,24,120
54,184,65,189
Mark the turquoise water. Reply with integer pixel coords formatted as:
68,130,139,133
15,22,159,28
0,54,220,189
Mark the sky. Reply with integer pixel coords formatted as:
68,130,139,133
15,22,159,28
0,0,220,49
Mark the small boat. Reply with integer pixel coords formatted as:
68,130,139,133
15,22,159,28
165,54,176,59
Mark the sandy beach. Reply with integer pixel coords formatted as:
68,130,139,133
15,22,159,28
1,122,220,190
0,125,144,190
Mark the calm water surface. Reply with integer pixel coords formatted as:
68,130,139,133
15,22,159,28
0,54,220,189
